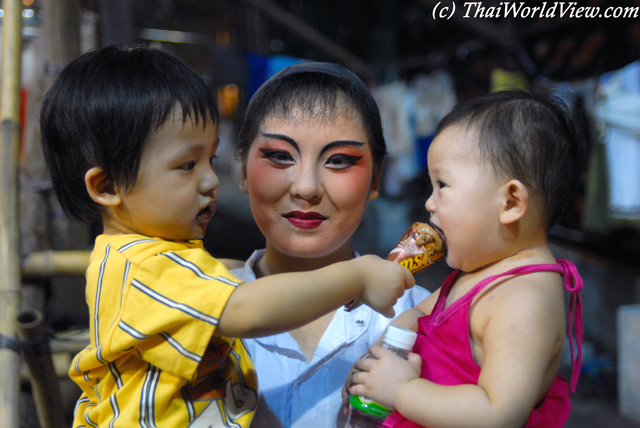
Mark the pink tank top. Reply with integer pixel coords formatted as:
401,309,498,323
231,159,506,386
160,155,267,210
383,259,583,428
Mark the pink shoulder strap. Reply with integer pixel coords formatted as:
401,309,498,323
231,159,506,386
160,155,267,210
555,259,583,393
443,259,583,392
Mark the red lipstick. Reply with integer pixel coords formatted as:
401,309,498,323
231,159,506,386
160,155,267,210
283,211,327,229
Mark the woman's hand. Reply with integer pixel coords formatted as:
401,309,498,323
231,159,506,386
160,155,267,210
347,345,422,410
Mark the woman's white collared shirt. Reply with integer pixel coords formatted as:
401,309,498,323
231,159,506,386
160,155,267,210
232,250,431,428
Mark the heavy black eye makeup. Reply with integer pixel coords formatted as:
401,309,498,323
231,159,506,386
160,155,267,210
321,140,366,170
257,133,366,169
324,154,364,170
259,148,295,165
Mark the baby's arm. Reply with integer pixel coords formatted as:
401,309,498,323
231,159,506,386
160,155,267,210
214,255,415,338
350,273,565,428
391,289,438,330
341,296,433,413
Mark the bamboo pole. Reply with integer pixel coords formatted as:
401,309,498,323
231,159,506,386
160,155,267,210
17,309,64,428
22,250,91,278
0,0,24,426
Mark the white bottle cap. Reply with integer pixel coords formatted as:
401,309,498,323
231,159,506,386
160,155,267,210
384,325,417,350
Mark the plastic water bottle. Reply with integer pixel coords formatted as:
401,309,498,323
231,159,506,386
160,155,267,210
345,325,417,428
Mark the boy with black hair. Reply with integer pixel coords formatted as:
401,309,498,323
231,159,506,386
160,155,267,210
41,45,414,427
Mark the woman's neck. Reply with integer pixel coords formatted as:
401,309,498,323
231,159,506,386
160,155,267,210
254,242,355,278
255,241,356,362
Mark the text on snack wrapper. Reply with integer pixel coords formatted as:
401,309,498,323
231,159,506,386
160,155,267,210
399,253,434,273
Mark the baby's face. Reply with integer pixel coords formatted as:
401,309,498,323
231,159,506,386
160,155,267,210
424,125,505,272
110,112,220,241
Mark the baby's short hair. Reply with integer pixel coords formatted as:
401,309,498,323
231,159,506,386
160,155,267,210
435,90,584,229
40,44,218,224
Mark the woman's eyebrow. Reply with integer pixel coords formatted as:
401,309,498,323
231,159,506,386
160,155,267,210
261,133,300,154
320,140,364,156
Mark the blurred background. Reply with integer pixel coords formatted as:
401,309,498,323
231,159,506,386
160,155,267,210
2,0,640,426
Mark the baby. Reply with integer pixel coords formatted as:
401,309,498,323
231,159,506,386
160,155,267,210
346,90,584,428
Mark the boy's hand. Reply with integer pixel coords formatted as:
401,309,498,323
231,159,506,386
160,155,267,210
348,345,422,410
351,255,415,318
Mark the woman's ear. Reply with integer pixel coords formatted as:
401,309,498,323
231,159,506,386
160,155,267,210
239,164,249,194
85,167,121,207
499,179,528,225
368,169,381,201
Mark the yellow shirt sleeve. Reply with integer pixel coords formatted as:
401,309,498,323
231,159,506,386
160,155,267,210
110,246,240,380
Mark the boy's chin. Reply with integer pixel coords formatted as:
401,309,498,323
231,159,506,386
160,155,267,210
189,224,210,241
159,228,207,242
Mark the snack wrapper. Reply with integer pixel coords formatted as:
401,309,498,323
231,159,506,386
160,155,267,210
344,222,446,312
386,222,446,273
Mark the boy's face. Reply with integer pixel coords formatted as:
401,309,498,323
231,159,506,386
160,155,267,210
106,112,219,241
425,125,505,272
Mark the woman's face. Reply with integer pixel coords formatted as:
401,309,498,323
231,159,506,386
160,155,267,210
240,107,379,259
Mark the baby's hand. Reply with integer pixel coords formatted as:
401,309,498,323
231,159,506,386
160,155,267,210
351,255,415,318
348,345,422,410
342,363,360,415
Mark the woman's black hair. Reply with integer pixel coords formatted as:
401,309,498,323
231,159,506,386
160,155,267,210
435,90,584,229
40,44,218,224
236,62,386,178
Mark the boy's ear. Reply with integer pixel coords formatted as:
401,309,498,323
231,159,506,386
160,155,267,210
239,164,249,194
85,167,121,207
499,179,528,225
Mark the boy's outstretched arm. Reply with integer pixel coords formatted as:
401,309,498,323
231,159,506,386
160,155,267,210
214,255,415,338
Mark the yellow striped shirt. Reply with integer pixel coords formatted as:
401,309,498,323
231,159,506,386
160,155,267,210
71,234,257,427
